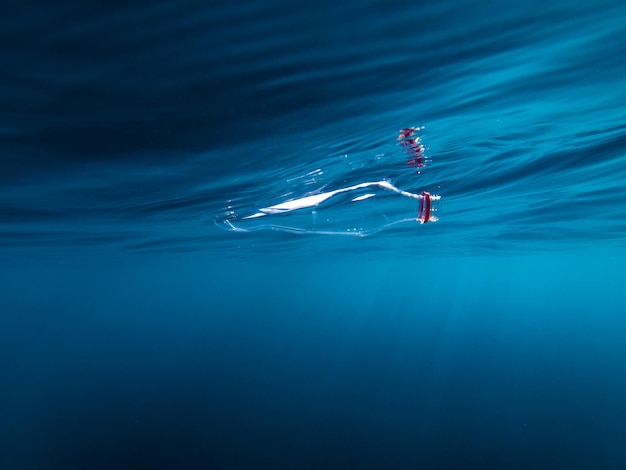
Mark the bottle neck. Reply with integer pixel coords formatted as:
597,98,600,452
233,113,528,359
419,191,435,224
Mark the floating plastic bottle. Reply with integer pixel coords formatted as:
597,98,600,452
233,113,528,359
221,180,440,236
219,126,440,236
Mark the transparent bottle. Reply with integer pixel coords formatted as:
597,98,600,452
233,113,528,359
221,180,440,236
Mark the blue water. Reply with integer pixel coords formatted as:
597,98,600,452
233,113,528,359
2,0,626,468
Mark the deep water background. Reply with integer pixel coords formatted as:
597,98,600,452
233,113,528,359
2,0,626,469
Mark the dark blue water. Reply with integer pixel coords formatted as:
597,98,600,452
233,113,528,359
2,1,626,468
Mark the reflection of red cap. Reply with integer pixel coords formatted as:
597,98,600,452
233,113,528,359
418,192,431,224
398,127,415,140
398,128,424,169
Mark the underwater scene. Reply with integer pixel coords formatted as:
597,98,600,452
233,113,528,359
2,0,626,468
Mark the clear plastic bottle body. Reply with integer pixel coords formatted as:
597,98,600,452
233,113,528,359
222,180,439,236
